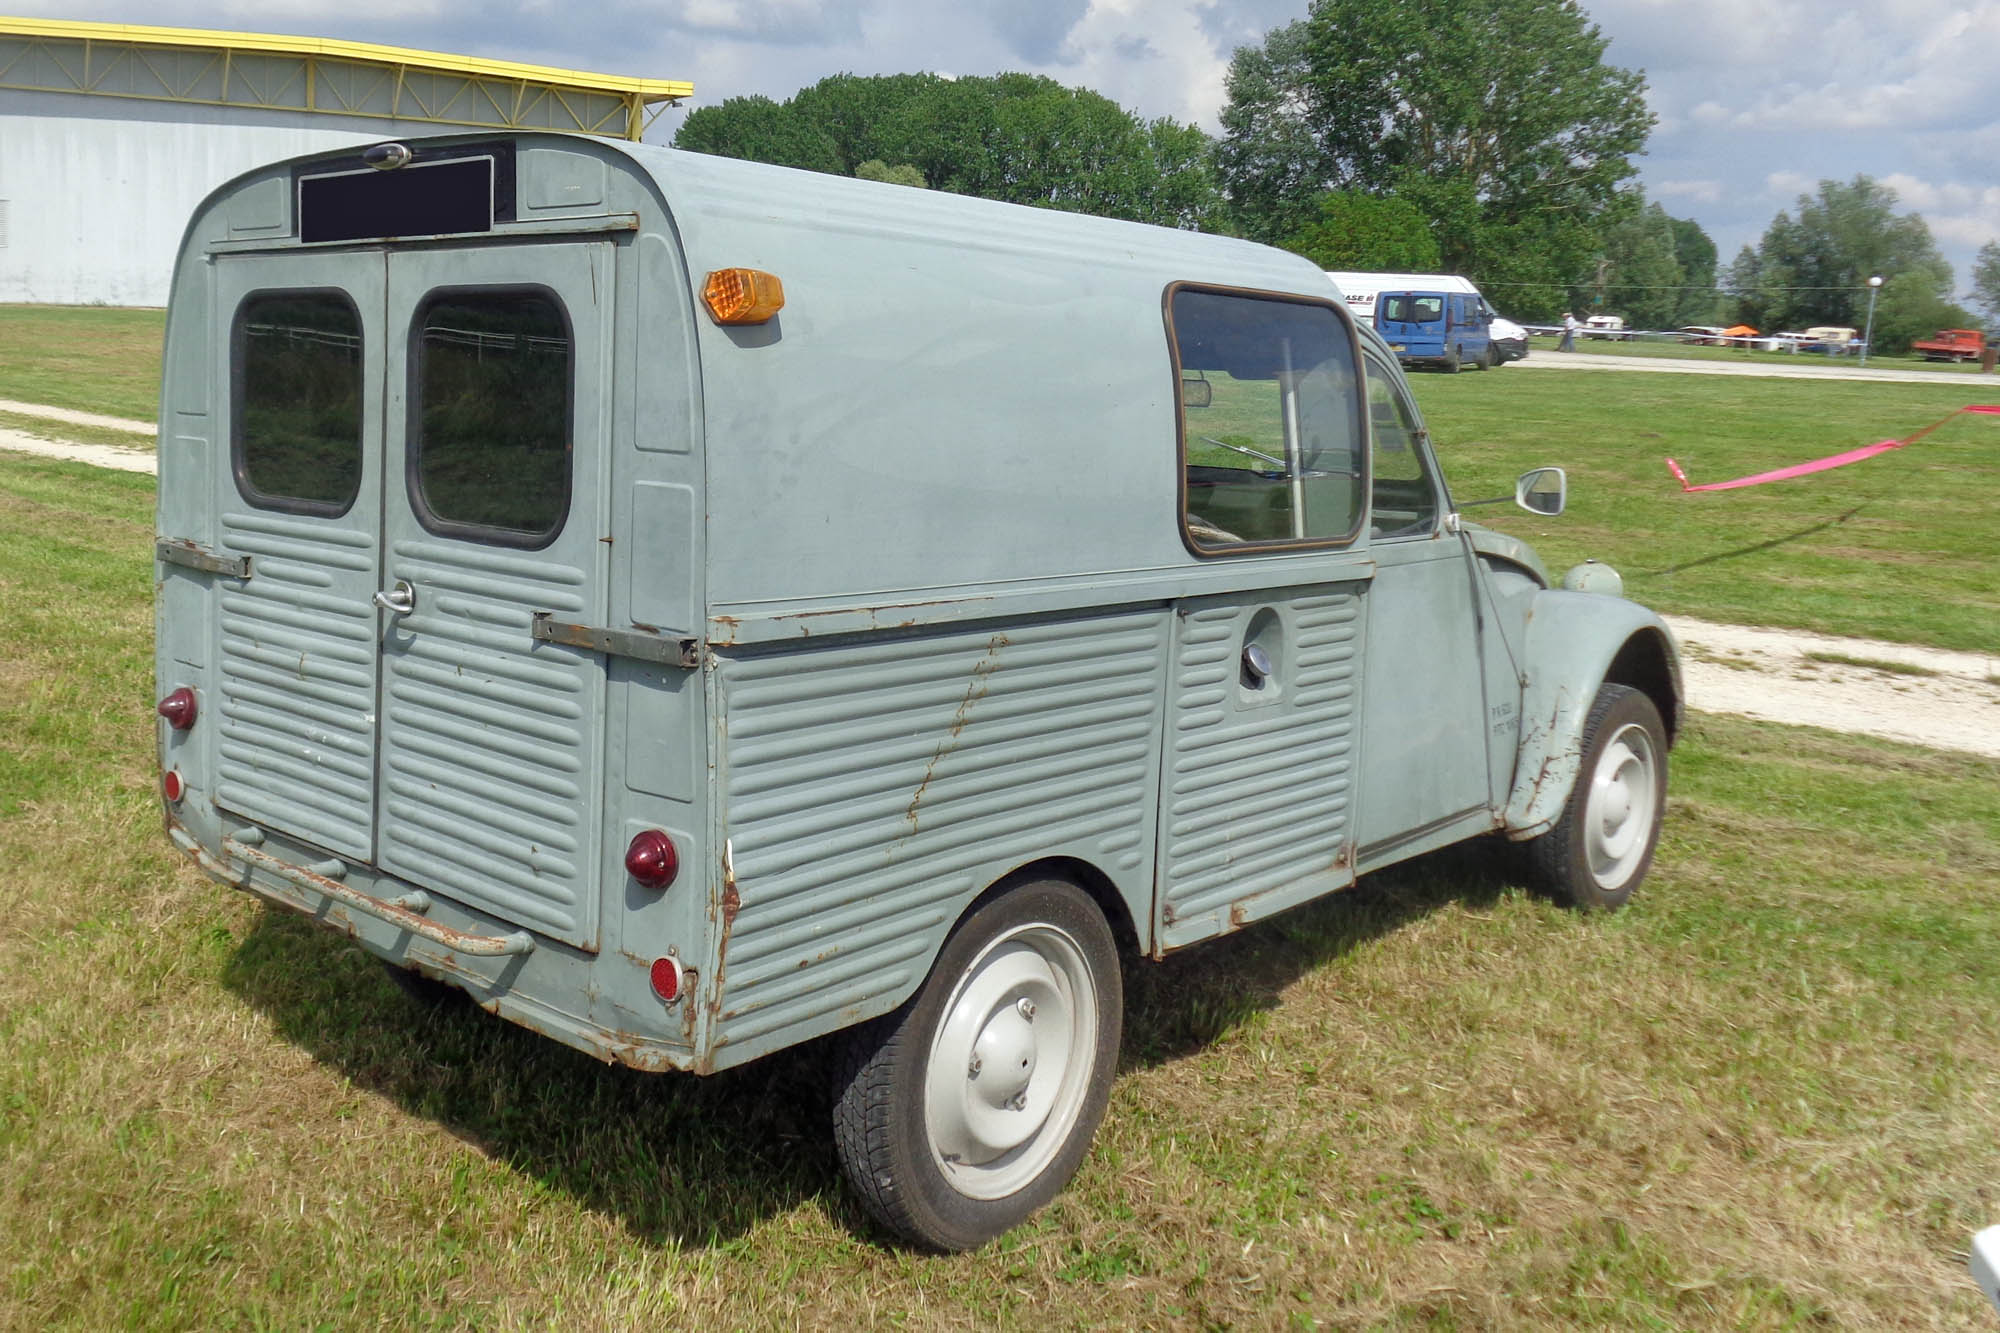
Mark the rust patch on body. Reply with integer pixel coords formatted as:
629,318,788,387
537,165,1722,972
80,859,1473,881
904,633,1008,833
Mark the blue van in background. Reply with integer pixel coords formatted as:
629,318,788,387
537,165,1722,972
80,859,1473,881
1376,289,1495,372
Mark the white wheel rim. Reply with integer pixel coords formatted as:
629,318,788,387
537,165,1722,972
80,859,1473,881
924,923,1099,1201
1584,721,1659,889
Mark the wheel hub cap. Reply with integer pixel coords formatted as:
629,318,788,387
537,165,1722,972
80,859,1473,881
1585,723,1658,889
924,926,1099,1200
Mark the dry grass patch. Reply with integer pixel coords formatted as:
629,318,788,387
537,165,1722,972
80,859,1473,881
1803,651,1940,677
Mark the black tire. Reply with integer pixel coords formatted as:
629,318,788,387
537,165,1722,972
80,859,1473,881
832,877,1122,1251
381,958,463,1007
1442,346,1461,374
1476,343,1495,371
1523,684,1667,910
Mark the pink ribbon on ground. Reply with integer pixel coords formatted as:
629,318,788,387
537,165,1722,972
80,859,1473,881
1666,405,2000,492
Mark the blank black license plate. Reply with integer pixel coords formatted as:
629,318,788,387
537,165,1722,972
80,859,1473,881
298,157,494,244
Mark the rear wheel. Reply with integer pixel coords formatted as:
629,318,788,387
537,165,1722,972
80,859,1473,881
1442,346,1461,374
832,877,1122,1251
1524,684,1667,910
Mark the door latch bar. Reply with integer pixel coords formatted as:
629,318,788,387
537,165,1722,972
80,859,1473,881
531,612,700,668
156,538,250,579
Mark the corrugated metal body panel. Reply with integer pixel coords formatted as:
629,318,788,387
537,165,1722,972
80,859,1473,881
1158,587,1362,937
377,537,601,951
714,610,1167,1055
212,510,380,861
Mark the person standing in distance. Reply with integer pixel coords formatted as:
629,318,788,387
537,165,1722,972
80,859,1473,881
1559,311,1580,353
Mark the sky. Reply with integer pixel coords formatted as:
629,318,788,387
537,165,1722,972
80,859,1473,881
26,0,2000,299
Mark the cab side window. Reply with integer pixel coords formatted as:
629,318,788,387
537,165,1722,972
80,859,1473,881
1365,357,1441,539
1172,287,1364,551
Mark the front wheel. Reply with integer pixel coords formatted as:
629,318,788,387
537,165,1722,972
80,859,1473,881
1524,684,1667,910
832,877,1122,1250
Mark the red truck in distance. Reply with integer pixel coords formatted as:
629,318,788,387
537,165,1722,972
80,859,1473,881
1912,329,1986,362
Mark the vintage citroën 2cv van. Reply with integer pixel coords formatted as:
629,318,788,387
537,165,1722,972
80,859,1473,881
154,133,1681,1250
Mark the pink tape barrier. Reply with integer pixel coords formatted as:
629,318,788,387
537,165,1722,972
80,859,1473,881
1667,405,2000,492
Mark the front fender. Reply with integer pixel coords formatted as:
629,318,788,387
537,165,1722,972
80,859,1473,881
1502,591,1683,840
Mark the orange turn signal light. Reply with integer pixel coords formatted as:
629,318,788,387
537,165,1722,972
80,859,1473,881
702,268,785,325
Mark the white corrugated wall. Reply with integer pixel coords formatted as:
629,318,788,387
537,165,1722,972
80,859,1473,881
0,89,431,306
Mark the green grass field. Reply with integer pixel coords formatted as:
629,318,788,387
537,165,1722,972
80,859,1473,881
1412,370,2000,651
3,450,1998,1327
0,305,164,422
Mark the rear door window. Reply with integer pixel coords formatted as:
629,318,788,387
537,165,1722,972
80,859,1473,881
233,291,364,514
1380,294,1442,324
408,289,573,547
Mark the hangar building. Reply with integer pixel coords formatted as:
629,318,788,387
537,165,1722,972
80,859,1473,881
0,18,690,305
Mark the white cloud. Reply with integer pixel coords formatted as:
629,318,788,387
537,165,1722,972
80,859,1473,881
1654,179,1723,204
1764,171,1816,200
1050,0,1232,126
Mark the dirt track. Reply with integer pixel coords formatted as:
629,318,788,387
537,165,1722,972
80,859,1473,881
1511,349,1996,386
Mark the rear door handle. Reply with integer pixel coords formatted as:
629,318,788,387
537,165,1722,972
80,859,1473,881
372,579,416,615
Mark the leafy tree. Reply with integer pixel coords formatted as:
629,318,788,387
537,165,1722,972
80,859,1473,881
1868,272,1975,355
674,73,1226,230
854,160,926,188
1721,244,1767,327
1668,217,1720,326
1747,176,1953,330
1599,199,1684,330
674,95,841,173
1281,190,1441,270
1216,0,1654,290
1970,241,2000,328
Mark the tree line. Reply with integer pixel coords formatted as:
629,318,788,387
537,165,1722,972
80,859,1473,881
675,0,1991,348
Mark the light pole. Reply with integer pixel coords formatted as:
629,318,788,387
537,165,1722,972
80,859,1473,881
1860,274,1883,366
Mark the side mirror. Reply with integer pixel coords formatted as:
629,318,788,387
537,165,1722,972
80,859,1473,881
1516,467,1566,516
1181,373,1212,408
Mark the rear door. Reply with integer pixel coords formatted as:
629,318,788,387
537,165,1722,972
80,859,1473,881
374,242,616,952
210,251,386,863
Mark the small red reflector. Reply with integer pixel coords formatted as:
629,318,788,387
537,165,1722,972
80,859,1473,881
162,770,185,803
649,956,683,1003
157,686,197,731
625,829,679,889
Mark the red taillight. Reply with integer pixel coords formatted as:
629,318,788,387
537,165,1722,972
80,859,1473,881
649,956,684,1002
625,829,679,888
157,686,198,731
162,770,185,803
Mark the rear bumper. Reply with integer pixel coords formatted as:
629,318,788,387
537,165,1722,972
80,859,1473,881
168,813,701,1073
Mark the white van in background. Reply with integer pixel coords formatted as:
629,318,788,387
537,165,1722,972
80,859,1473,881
1326,271,1527,362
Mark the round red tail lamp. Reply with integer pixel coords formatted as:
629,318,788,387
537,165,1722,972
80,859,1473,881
649,955,684,1003
157,686,198,731
625,829,679,889
161,770,185,803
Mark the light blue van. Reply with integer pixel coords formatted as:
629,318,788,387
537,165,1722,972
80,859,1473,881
154,132,1680,1250
1376,288,1496,372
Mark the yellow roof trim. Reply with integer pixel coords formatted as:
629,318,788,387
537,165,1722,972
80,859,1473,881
0,16,693,102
